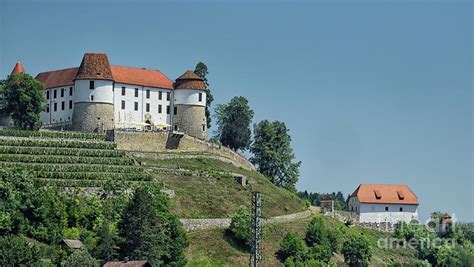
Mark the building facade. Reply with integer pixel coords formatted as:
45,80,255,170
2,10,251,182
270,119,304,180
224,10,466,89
348,184,419,224
17,53,208,139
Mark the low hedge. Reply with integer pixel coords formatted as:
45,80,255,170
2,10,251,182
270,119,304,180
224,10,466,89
0,139,116,150
0,154,134,165
34,179,160,188
0,146,125,158
35,171,153,181
0,162,144,173
0,130,107,140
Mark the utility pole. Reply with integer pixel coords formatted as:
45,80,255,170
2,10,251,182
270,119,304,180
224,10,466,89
250,191,262,267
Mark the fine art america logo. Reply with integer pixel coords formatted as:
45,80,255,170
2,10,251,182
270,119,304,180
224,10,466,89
377,213,457,250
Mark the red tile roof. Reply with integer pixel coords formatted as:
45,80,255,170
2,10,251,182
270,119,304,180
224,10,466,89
11,61,25,75
35,67,78,88
111,65,173,89
75,53,113,80
351,184,418,205
174,70,206,90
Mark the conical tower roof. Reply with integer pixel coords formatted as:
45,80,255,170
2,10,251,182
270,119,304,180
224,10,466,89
11,61,25,75
75,53,113,80
174,70,206,90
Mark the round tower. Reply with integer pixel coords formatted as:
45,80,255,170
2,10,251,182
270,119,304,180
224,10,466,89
173,70,207,139
72,53,115,132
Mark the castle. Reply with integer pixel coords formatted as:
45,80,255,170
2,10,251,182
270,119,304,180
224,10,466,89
4,53,208,140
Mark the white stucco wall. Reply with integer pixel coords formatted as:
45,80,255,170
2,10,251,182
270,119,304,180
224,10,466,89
113,83,172,126
348,197,418,223
41,85,75,125
74,79,114,104
173,89,206,106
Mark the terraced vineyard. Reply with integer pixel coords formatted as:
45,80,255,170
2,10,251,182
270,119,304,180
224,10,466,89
0,130,153,187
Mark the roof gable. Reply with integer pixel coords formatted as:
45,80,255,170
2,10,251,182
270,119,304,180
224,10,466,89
35,67,78,88
351,184,418,205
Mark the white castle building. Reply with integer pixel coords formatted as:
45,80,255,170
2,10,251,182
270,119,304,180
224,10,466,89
348,184,419,224
5,53,208,139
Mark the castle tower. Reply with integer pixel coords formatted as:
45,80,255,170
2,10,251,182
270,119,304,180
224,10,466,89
11,61,25,75
72,53,115,132
173,70,207,139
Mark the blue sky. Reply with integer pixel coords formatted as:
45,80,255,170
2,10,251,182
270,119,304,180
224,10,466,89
1,0,472,221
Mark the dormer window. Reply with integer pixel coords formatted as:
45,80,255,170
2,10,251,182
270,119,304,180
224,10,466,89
397,191,405,200
374,190,382,199
89,81,95,89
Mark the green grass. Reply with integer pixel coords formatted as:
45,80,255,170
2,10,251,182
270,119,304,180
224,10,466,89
138,157,307,218
185,214,419,267
0,129,107,140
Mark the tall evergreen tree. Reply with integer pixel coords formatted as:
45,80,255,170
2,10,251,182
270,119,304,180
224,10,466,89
1,73,45,130
250,120,301,191
214,96,254,151
118,183,188,266
194,62,214,129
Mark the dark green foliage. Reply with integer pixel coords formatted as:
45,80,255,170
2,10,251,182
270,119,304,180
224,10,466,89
0,236,42,266
64,248,99,267
305,216,330,248
0,138,116,149
342,232,372,267
194,62,214,129
0,162,144,173
214,96,254,151
228,205,252,247
0,74,46,130
0,129,107,140
298,190,348,211
250,120,301,191
0,146,125,157
279,232,307,261
119,183,188,266
0,154,134,165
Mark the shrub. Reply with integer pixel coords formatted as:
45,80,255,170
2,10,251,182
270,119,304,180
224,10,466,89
228,205,252,247
342,232,372,267
0,154,134,165
305,216,330,247
0,138,116,149
0,129,107,140
64,248,99,267
0,236,42,266
279,232,307,261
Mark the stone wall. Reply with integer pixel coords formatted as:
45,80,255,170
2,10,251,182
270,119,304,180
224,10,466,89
173,105,207,140
325,211,396,232
113,130,255,171
72,102,114,132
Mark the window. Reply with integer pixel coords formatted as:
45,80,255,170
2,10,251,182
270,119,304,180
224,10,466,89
146,90,150,99
166,105,170,114
173,106,177,115
54,103,57,112
134,102,138,111
69,87,73,96
202,124,206,131
61,101,65,110
146,103,150,112
121,87,126,96
135,88,138,97
69,100,73,109
199,92,202,102
91,95,94,101
89,81,94,89
46,91,50,99
385,207,389,211
61,88,64,97
46,104,49,113
166,92,170,101
121,101,125,110
399,207,403,212
174,125,178,130
158,91,162,100
158,105,162,113
54,89,57,99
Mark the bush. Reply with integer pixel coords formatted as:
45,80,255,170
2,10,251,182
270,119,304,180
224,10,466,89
0,138,116,149
0,236,42,266
279,232,307,261
305,216,330,247
64,248,99,267
228,205,252,247
0,129,107,140
0,154,134,165
342,232,372,267
0,146,125,157
0,162,144,173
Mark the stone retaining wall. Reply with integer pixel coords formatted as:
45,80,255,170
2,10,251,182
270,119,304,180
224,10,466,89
324,211,396,232
113,130,255,171
179,210,312,232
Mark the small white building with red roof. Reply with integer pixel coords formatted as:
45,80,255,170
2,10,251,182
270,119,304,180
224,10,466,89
348,184,419,224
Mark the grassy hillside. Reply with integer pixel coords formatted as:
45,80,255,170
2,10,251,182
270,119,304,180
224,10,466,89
185,214,419,266
137,157,307,218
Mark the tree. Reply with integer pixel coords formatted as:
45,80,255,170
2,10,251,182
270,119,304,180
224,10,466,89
119,183,188,266
279,232,308,261
305,217,330,247
0,73,45,130
64,248,99,267
228,205,252,247
0,236,42,266
194,62,214,129
250,120,301,191
342,232,372,267
214,96,254,151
